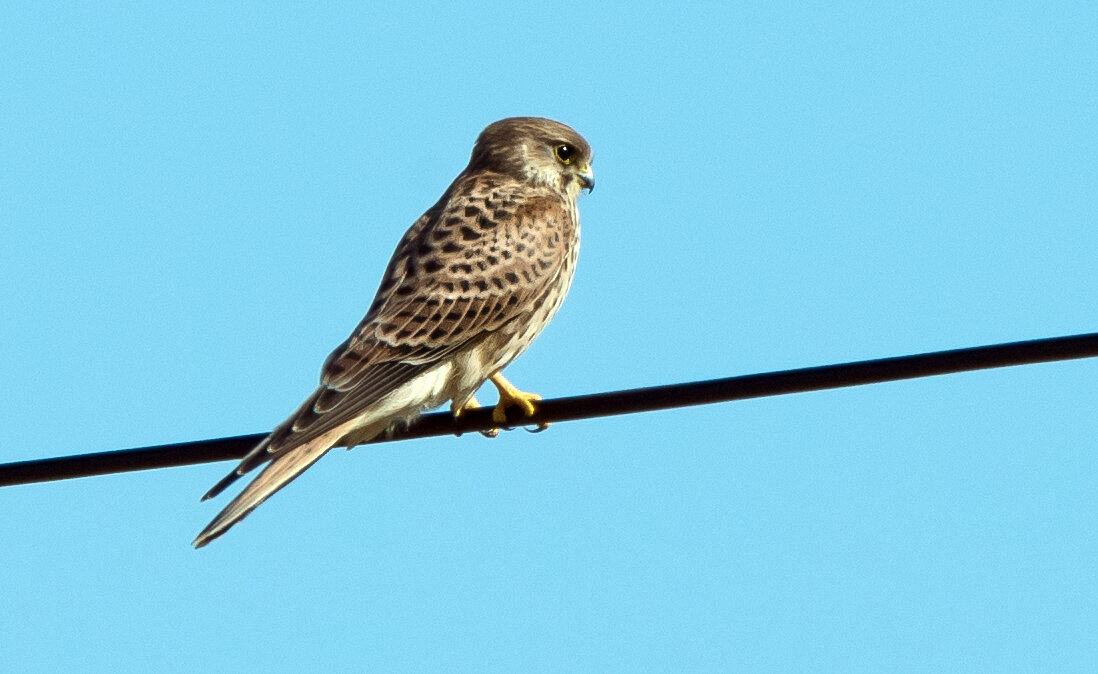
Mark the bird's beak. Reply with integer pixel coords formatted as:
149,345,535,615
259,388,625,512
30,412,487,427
577,164,595,193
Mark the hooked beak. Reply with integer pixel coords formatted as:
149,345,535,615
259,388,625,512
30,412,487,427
577,164,595,193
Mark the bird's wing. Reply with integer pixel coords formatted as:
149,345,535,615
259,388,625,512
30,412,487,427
196,182,572,525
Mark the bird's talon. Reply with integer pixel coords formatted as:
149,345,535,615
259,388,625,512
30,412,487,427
488,372,546,430
492,392,541,423
453,394,508,438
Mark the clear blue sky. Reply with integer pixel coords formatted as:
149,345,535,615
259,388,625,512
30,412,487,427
3,2,1097,671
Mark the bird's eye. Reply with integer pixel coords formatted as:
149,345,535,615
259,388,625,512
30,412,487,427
554,144,575,165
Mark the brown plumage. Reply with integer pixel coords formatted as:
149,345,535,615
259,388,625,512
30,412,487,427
193,117,593,547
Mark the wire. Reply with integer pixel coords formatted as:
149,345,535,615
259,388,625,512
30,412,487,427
2,331,1097,488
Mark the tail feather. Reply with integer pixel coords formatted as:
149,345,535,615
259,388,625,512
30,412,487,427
192,427,345,548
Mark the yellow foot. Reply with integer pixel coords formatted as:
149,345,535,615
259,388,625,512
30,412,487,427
489,372,549,431
450,395,499,437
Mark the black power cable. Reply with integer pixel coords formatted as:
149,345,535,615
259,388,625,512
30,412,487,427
2,331,1096,488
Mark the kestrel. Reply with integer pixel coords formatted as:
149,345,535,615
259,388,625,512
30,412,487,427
193,117,593,547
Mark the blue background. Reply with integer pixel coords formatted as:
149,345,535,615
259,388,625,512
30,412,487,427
3,2,1097,671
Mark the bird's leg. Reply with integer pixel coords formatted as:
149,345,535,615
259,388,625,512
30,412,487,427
489,372,548,431
450,395,480,419
450,395,499,438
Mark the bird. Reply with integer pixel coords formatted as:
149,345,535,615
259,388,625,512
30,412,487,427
193,117,593,547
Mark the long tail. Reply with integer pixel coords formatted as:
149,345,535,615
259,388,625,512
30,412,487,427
191,426,347,548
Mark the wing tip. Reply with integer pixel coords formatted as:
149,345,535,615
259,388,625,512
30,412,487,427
192,431,342,548
200,471,242,502
199,434,277,502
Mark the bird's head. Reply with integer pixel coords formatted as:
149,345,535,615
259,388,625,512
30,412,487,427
468,117,594,198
